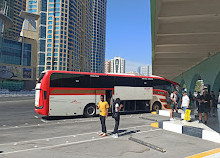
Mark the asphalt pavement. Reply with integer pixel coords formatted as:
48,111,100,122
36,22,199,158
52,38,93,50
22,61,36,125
0,97,219,158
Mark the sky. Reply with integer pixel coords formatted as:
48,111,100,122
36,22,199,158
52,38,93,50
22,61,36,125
105,0,152,72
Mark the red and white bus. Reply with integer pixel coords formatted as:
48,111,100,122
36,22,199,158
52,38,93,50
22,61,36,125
35,71,180,117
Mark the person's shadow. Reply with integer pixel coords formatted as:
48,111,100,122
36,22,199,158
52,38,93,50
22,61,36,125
108,129,140,136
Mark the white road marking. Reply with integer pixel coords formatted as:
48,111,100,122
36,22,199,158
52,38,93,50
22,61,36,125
0,124,151,146
0,128,160,155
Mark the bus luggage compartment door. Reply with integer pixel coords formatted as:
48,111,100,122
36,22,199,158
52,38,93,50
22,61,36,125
114,86,153,100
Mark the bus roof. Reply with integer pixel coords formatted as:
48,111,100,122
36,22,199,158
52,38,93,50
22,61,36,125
43,70,180,86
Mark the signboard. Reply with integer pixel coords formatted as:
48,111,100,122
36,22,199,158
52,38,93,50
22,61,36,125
0,65,22,79
23,68,32,78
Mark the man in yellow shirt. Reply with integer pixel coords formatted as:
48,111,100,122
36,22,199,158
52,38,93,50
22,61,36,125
97,95,109,137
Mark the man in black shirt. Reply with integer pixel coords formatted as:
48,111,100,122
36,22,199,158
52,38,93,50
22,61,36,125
198,89,213,124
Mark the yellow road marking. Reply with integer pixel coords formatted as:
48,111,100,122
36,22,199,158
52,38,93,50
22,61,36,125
151,122,158,128
186,148,220,158
151,111,157,115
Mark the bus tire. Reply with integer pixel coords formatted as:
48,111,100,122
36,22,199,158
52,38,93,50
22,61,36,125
152,102,161,111
84,104,96,118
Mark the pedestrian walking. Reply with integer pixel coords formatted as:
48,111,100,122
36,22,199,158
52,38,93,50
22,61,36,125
210,91,217,117
181,91,190,113
97,95,109,137
170,90,178,121
198,89,213,124
112,98,123,138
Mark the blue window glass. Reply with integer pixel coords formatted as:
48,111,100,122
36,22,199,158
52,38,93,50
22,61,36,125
49,4,54,7
29,5,37,9
48,39,52,42
40,26,46,38
40,40,46,52
47,62,51,65
40,13,46,25
47,44,52,47
48,35,52,38
55,12,60,16
47,53,52,56
54,53,58,56
29,1,37,4
48,26,52,29
38,53,45,65
48,17,53,20
48,21,53,25
29,9,37,13
47,48,52,51
49,8,54,11
41,0,47,11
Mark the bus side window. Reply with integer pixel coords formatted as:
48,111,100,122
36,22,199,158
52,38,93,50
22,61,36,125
90,76,115,88
50,73,90,88
115,77,136,87
135,78,153,87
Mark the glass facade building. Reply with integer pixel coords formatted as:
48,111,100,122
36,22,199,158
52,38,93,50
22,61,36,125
91,0,107,73
0,38,32,91
0,38,31,66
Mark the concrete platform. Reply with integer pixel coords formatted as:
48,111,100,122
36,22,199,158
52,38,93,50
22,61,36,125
152,109,220,144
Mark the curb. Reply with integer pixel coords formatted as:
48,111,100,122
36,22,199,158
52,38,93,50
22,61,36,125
150,121,220,144
151,110,195,120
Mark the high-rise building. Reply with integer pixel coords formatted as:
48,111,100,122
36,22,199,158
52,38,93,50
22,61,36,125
91,0,107,73
105,60,110,73
0,0,26,40
138,65,152,76
110,57,125,74
27,0,93,76
26,0,47,77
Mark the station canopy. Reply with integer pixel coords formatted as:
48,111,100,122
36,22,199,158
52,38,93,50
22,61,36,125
152,0,220,80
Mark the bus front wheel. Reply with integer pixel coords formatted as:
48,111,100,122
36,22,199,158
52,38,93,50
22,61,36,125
152,102,161,111
84,104,96,118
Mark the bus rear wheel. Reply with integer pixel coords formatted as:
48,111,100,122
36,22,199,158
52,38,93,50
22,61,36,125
152,102,161,111
84,104,96,118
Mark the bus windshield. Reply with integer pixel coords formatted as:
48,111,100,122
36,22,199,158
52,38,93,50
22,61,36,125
38,73,45,83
